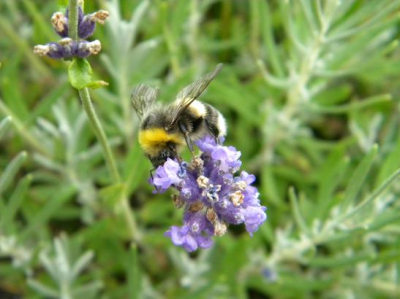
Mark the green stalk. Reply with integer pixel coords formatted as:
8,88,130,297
68,0,79,41
68,0,139,242
78,88,120,182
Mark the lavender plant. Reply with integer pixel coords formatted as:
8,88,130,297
1,0,400,298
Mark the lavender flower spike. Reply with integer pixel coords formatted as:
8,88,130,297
34,6,109,60
151,136,267,252
34,39,102,59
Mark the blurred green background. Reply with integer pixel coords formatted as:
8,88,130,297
1,0,400,298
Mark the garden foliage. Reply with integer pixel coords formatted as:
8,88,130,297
0,0,400,298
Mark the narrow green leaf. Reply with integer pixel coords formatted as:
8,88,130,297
289,187,310,235
366,208,400,232
312,84,352,105
1,174,32,231
27,81,70,124
0,151,27,196
22,0,55,41
124,141,149,194
128,244,141,299
99,183,126,212
315,144,350,220
258,0,285,76
340,169,400,223
85,80,109,89
68,58,93,90
307,252,376,268
71,251,94,281
340,145,378,212
20,186,76,240
72,281,103,297
27,279,59,297
260,167,285,209
0,116,12,140
310,94,392,114
0,18,52,78
376,137,400,187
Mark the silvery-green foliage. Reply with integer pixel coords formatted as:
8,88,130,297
27,234,102,299
0,0,400,298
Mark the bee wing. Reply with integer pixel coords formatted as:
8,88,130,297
131,84,160,119
168,64,223,129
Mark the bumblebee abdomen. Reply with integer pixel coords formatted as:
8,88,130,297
204,104,226,137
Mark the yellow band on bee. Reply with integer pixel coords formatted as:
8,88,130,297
139,128,183,156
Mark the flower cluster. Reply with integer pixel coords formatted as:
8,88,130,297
151,136,267,252
34,7,108,59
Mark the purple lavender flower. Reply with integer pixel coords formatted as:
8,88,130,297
34,39,101,59
151,136,267,252
34,6,108,60
51,7,108,39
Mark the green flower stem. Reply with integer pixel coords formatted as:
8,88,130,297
68,0,79,41
78,88,120,183
68,0,140,242
79,83,140,243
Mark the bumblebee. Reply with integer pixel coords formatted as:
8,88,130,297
131,64,226,167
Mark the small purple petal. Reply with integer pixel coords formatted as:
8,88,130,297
151,159,184,192
243,206,267,235
196,135,217,153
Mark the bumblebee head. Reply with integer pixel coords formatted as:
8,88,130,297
139,127,184,167
148,146,177,167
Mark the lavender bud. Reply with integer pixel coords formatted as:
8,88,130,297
33,44,51,56
188,201,204,212
79,10,109,39
214,220,227,237
191,156,204,170
33,43,64,59
172,195,185,209
58,37,74,58
51,12,68,37
197,176,209,189
76,40,102,58
233,181,247,190
206,208,217,223
230,190,244,206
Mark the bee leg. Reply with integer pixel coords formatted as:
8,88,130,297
178,121,195,155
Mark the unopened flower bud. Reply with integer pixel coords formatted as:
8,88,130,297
51,12,68,37
33,45,51,56
197,176,209,189
206,208,217,223
230,190,244,206
79,10,110,38
172,194,185,209
188,201,204,212
214,221,227,237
